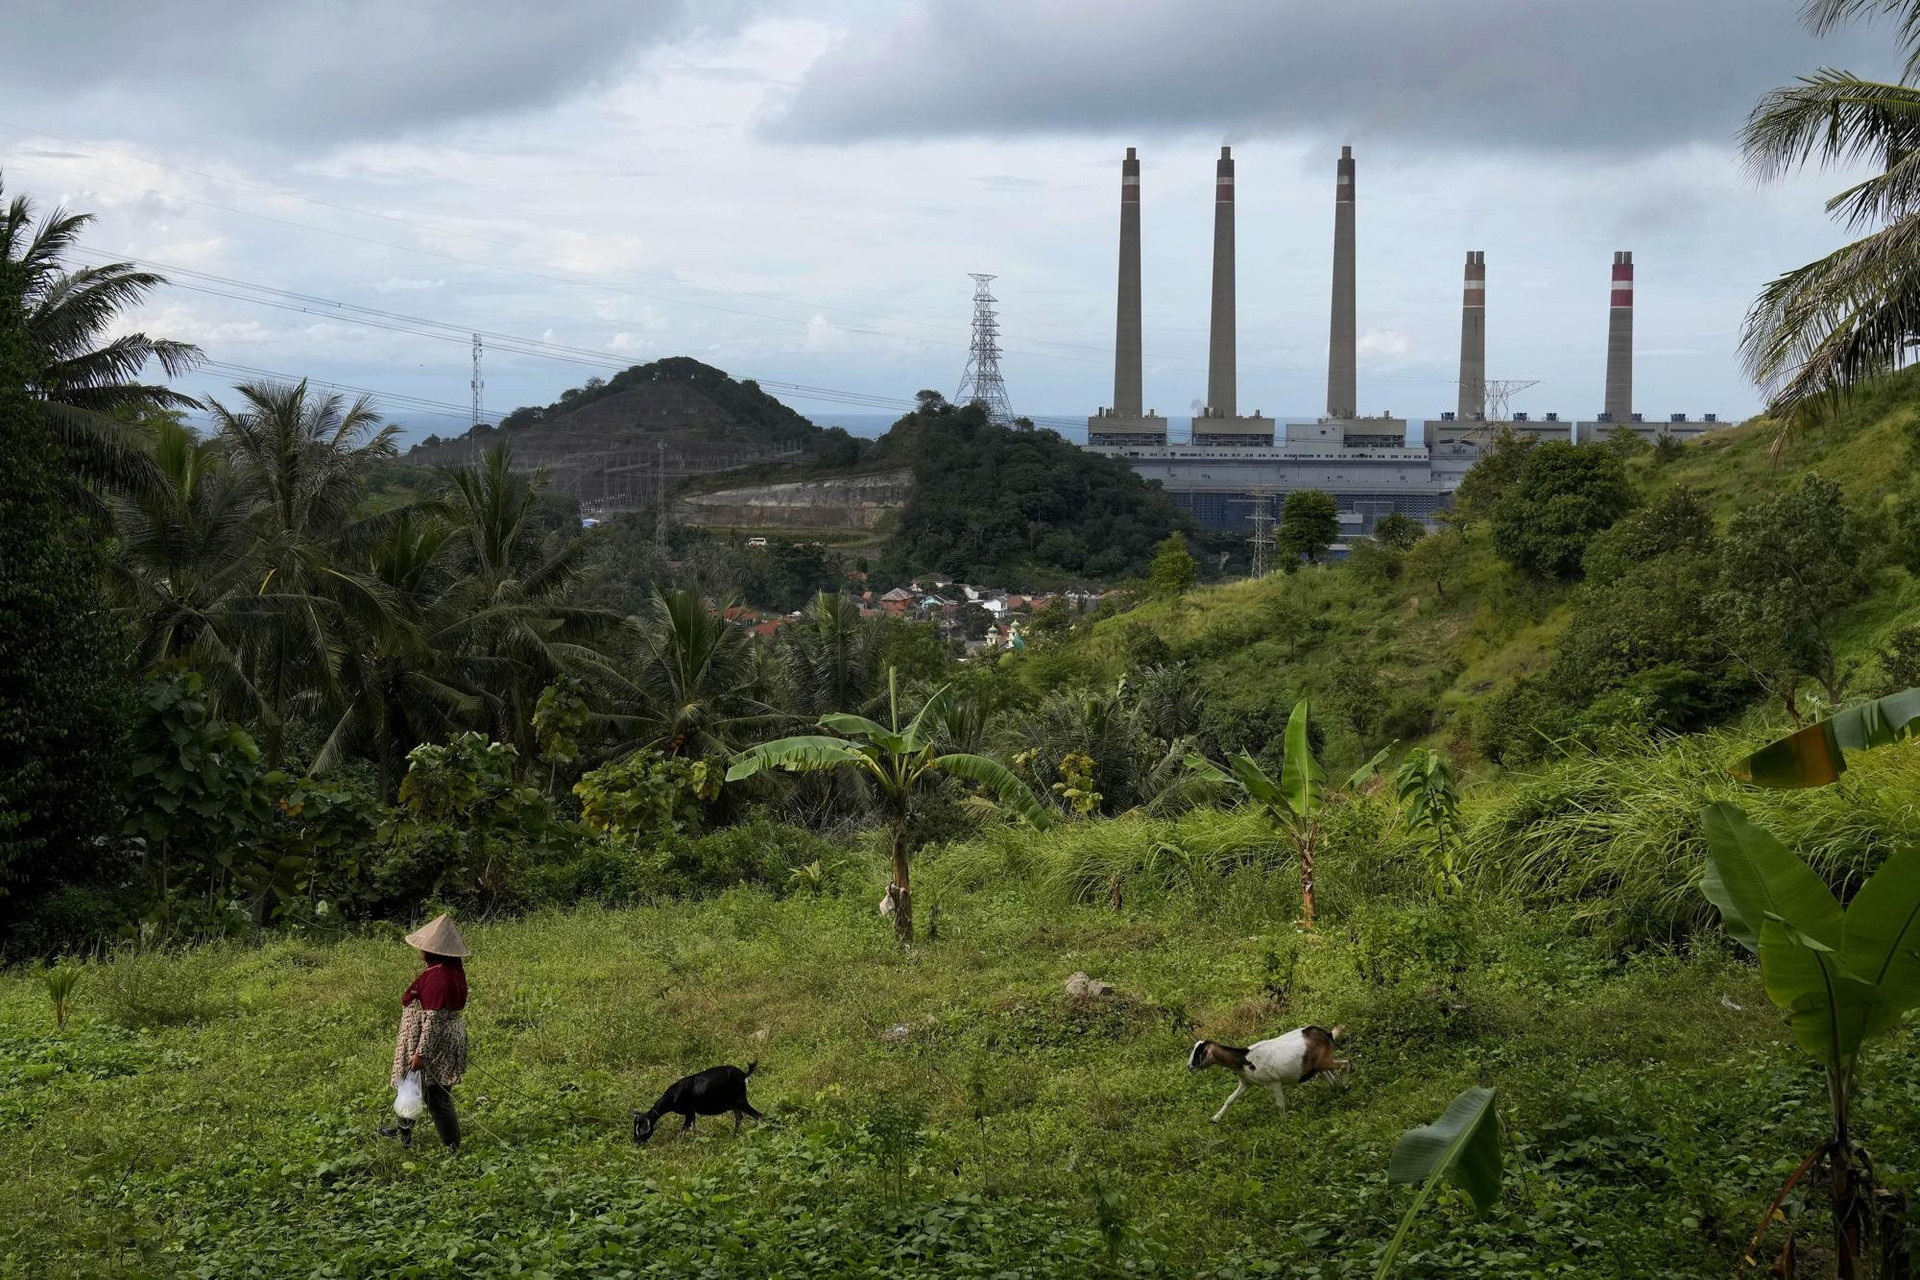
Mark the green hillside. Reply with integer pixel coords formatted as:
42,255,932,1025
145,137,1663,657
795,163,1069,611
1008,385,1920,779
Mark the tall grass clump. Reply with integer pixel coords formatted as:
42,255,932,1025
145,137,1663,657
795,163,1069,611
95,947,237,1030
1467,731,1920,946
931,800,1424,919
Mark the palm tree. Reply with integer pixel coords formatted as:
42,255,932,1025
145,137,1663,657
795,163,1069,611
1739,1,1920,428
204,379,403,753
728,669,1051,944
313,510,474,786
781,590,884,717
316,448,621,784
1,175,200,505
614,585,771,759
435,447,618,756
106,414,273,719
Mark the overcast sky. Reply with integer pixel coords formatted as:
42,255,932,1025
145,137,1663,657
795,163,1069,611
0,0,1899,440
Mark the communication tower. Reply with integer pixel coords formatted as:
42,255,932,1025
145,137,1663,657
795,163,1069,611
954,273,1016,426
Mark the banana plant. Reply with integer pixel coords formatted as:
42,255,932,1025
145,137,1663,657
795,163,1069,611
727,668,1050,944
1375,1085,1503,1279
1184,698,1389,926
1698,801,1920,1277
1737,687,1920,788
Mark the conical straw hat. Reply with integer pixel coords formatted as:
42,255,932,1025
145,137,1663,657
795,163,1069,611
404,912,470,957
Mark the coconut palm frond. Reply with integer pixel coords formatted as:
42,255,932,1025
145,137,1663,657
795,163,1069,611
1799,0,1920,79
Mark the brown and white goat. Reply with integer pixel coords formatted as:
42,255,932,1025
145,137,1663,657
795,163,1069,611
1187,1025,1347,1122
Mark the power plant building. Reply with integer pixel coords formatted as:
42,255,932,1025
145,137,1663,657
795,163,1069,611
1084,147,1725,535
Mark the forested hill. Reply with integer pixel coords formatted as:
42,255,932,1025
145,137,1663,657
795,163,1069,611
407,357,861,467
871,400,1195,584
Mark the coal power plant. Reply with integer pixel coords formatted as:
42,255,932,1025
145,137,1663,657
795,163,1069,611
1084,147,1725,538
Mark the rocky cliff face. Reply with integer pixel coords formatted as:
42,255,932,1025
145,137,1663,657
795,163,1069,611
675,469,912,530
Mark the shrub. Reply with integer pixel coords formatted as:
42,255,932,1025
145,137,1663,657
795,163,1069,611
95,947,235,1030
533,815,844,906
1473,676,1575,766
1490,442,1635,580
376,733,561,914
574,751,722,837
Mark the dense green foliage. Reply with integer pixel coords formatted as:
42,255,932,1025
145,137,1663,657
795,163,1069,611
1278,488,1340,566
1490,441,1636,580
0,251,128,940
1148,532,1197,597
874,401,1195,583
491,357,829,457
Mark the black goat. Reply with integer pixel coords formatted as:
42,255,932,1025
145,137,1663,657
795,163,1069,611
632,1062,762,1144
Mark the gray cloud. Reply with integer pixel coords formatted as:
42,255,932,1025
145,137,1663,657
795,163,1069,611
763,0,1896,154
0,0,751,149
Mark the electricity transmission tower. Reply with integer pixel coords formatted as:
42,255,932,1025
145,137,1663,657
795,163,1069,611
954,273,1016,426
1247,489,1276,578
469,333,484,463
1455,378,1540,447
1484,378,1539,423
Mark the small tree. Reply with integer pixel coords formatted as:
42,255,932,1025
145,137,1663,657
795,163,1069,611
1185,699,1387,926
1715,473,1863,707
1149,532,1197,598
1393,749,1463,894
532,677,591,796
727,669,1050,943
1403,527,1466,602
1278,490,1339,566
1453,429,1535,518
1373,512,1427,551
1490,442,1635,580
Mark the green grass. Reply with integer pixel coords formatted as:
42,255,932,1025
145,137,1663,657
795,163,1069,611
6,851,1917,1277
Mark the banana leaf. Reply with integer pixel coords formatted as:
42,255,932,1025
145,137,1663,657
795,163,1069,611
1738,687,1920,789
1699,802,1843,952
1375,1086,1502,1279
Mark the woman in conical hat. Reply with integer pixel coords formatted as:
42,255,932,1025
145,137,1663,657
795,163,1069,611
382,913,471,1151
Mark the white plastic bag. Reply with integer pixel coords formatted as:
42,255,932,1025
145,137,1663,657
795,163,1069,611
394,1070,426,1120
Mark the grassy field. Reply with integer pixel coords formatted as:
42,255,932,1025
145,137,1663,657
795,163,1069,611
7,835,1918,1278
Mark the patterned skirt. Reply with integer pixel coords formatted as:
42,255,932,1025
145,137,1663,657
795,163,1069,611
390,1004,469,1088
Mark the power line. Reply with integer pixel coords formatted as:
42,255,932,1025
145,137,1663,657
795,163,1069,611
9,140,1462,388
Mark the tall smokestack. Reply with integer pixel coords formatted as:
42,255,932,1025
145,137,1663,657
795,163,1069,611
1604,251,1633,421
1112,148,1143,418
1326,145,1358,419
1457,250,1485,421
1206,146,1235,417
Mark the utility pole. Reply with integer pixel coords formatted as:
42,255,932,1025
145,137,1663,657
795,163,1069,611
954,273,1016,426
469,332,484,465
654,441,670,546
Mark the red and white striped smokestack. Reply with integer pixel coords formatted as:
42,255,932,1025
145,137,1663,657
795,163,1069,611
1457,250,1485,421
1604,251,1633,422
1113,147,1143,418
1205,146,1236,418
